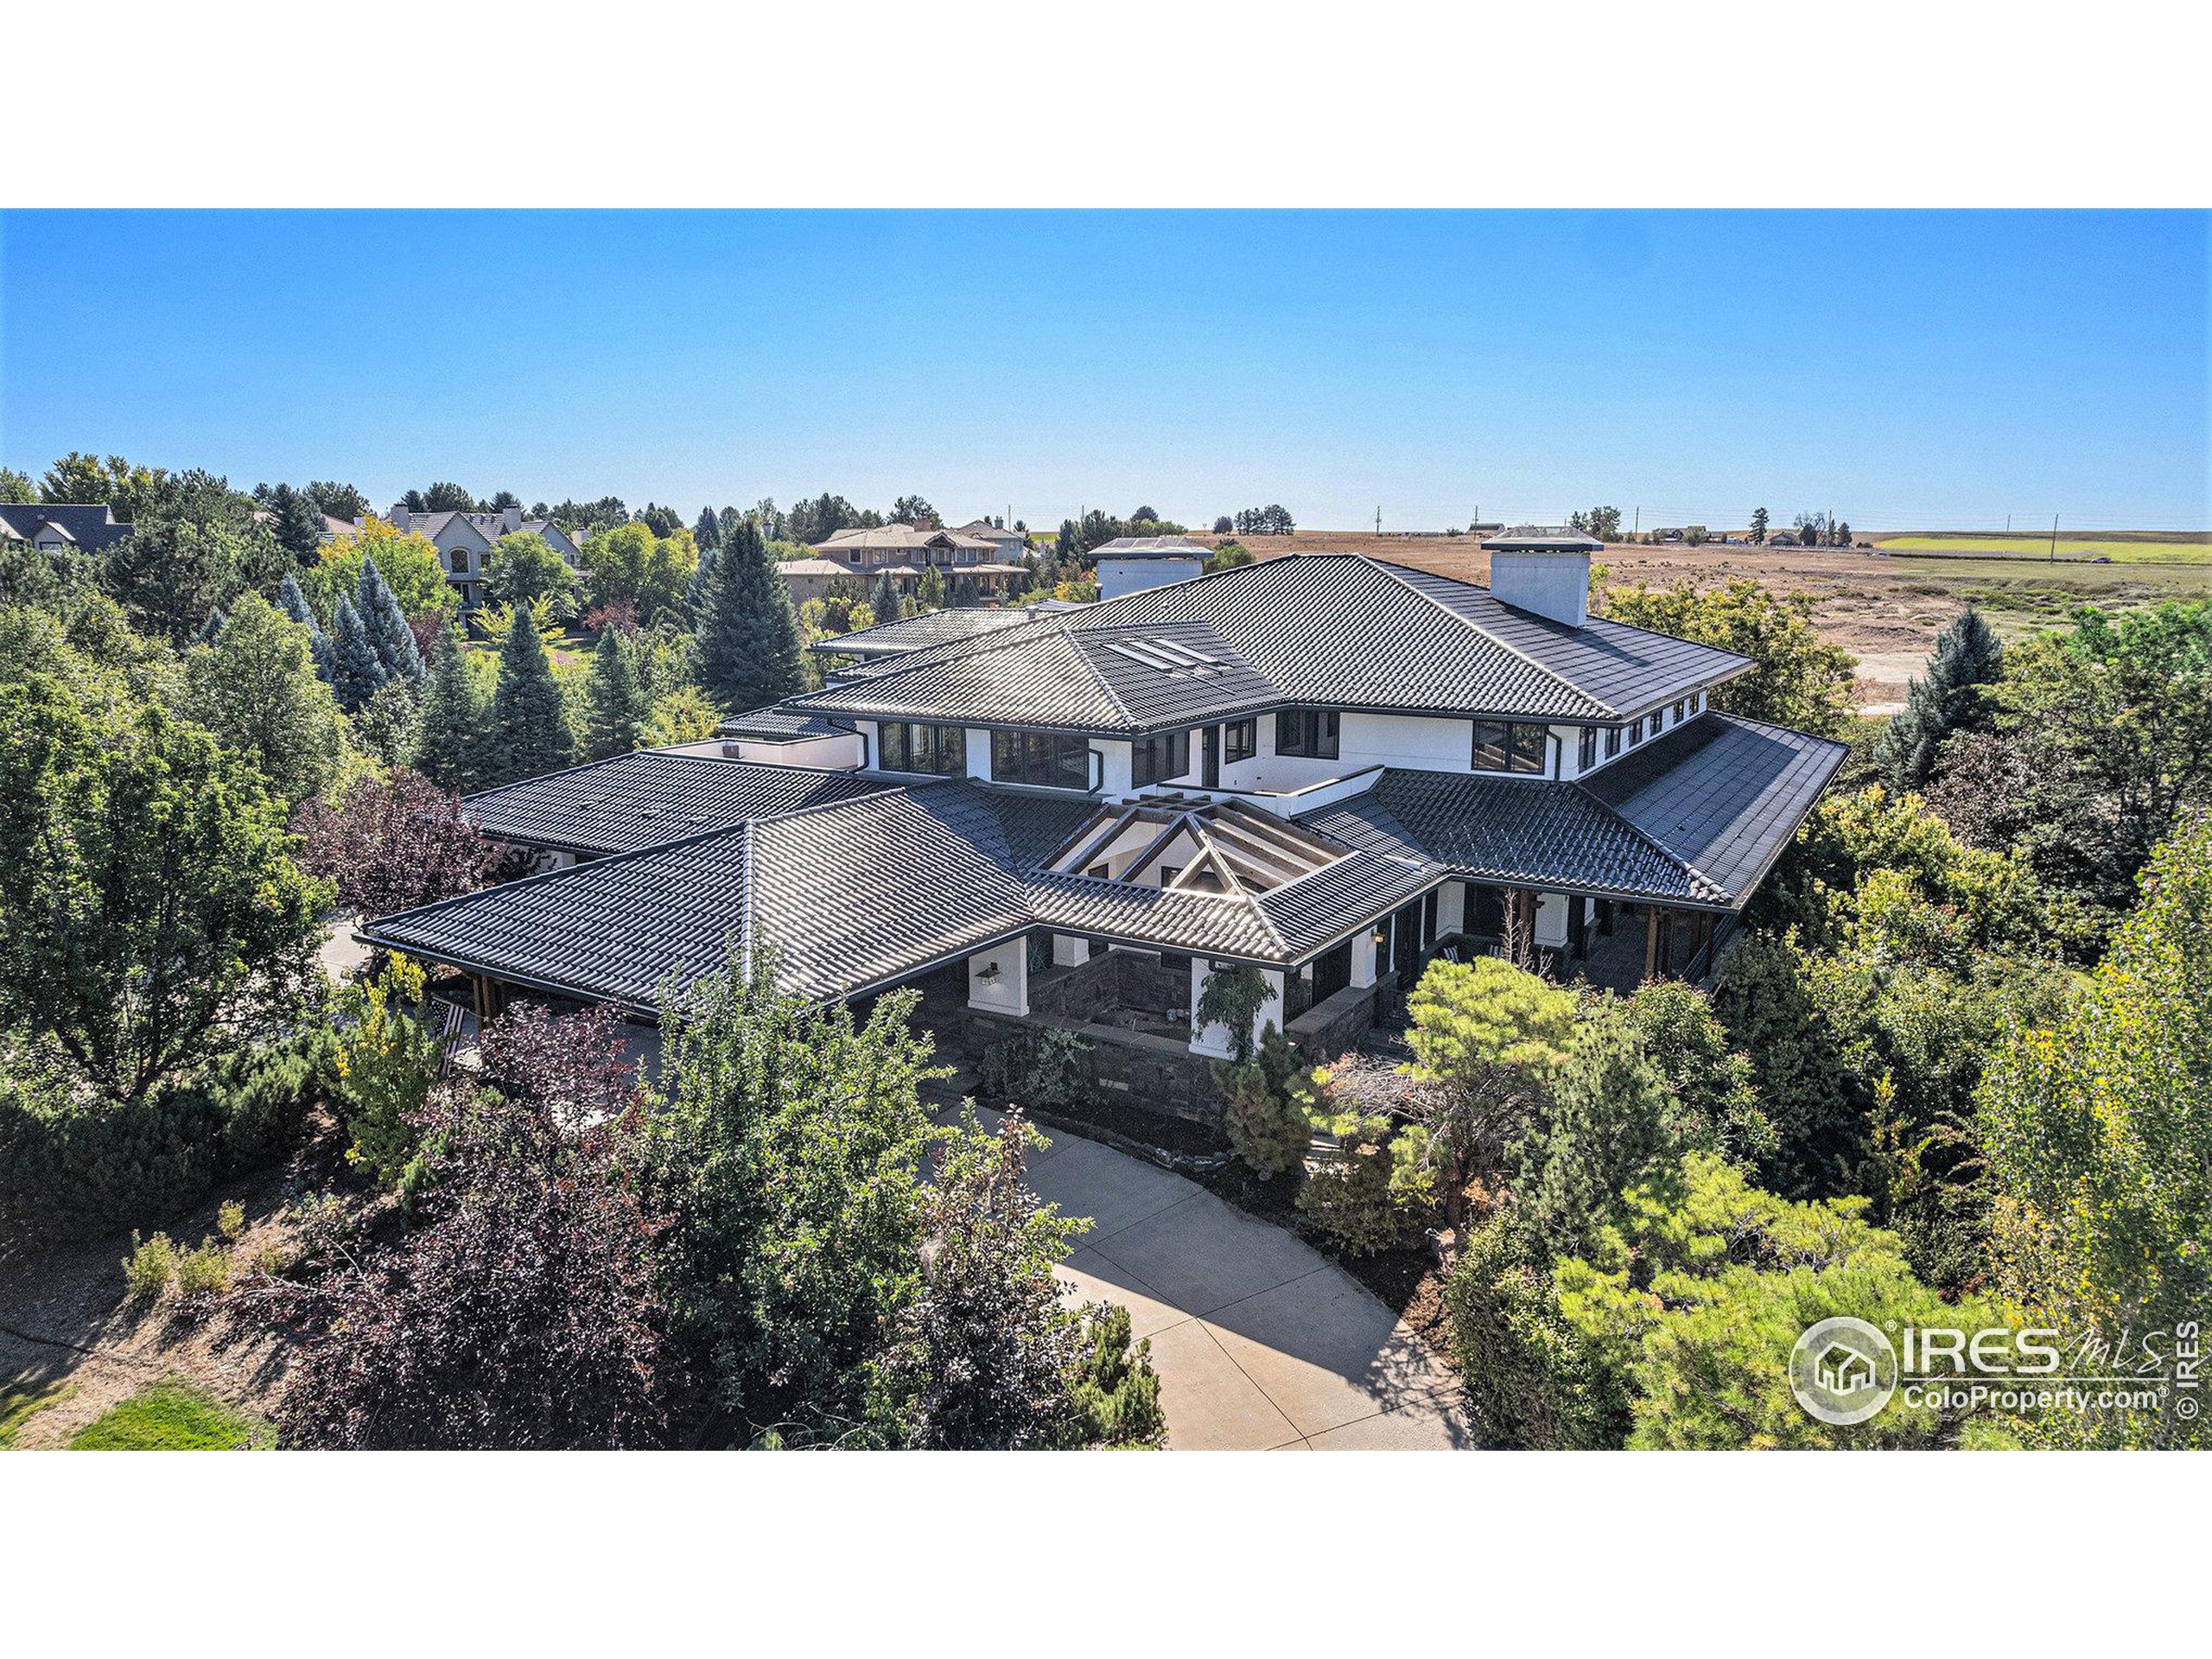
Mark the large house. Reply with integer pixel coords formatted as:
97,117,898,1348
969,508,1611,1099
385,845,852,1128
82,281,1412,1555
807,522,1029,600
360,538,1844,1117
382,506,585,611
0,501,134,558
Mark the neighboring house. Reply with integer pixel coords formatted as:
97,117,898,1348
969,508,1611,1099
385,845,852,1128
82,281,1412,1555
779,556,870,605
1091,534,1209,600
810,606,1048,676
0,501,134,557
809,523,1028,599
385,507,585,611
361,542,1844,1094
949,517,1026,563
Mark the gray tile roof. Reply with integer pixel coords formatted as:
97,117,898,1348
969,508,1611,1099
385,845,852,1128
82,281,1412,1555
362,714,1841,1012
1092,535,1211,559
812,607,1034,658
715,709,846,741
461,751,892,855
789,552,1750,733
1302,713,1847,908
0,503,133,555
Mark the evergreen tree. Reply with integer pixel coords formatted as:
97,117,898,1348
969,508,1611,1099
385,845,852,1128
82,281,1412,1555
869,569,901,624
490,607,575,782
917,565,948,611
413,628,489,792
1875,607,2004,791
355,553,425,686
684,543,719,622
1515,1007,1686,1257
277,571,334,682
582,626,651,760
693,505,722,551
696,519,804,713
329,593,389,712
268,483,327,563
194,607,227,645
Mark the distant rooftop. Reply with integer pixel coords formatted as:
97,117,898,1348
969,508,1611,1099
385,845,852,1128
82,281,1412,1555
1092,535,1211,559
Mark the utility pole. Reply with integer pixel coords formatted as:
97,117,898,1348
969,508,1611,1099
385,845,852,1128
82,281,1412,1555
1375,505,1382,535
1632,505,1640,540
2050,512,2060,562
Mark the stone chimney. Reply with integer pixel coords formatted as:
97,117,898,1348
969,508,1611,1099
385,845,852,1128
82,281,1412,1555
1480,531,1600,627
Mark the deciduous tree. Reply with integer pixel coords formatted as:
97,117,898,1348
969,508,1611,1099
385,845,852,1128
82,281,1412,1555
181,591,345,804
293,768,498,918
1601,576,1855,737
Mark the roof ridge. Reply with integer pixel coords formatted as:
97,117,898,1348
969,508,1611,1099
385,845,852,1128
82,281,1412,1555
1353,552,1611,717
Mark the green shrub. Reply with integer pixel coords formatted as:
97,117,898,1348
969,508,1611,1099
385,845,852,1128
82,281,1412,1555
1441,1211,1628,1448
216,1200,246,1242
1220,1025,1314,1177
976,1026,1095,1111
1296,1111,1423,1255
122,1230,179,1301
1,1030,333,1246
1060,1303,1166,1449
175,1236,231,1297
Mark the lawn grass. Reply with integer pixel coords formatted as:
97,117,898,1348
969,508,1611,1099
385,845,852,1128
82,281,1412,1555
0,1380,76,1448
67,1378,276,1450
1877,534,2211,564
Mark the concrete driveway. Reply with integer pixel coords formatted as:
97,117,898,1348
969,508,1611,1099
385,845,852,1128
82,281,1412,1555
944,1106,1476,1450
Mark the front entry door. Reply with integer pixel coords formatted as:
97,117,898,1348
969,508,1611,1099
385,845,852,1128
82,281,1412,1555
1202,724,1220,788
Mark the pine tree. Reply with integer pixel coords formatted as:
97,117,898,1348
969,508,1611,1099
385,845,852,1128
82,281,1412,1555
696,518,805,713
356,553,425,685
280,570,335,681
693,505,723,551
270,484,327,564
1875,606,2004,791
413,628,489,792
685,543,719,622
869,569,901,624
329,593,389,712
582,626,651,760
490,607,575,782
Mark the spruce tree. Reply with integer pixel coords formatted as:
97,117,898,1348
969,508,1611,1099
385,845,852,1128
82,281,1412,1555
490,607,575,782
278,571,334,682
685,543,719,623
413,628,489,792
194,607,227,645
329,593,389,712
356,553,425,686
693,505,723,551
696,518,804,712
869,569,901,624
582,626,651,760
1875,606,2004,791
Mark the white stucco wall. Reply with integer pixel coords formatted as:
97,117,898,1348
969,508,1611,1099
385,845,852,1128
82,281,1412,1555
966,938,1029,1015
1052,934,1090,967
1535,892,1571,948
1439,880,1467,936
1189,961,1285,1059
1097,556,1205,601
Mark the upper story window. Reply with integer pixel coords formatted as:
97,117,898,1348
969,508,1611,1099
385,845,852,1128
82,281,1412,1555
877,721,966,776
1224,717,1257,765
1578,727,1599,772
1605,726,1624,758
1471,720,1548,775
1628,715,1646,747
449,549,469,573
1132,730,1192,788
1691,690,1703,714
1671,699,1686,723
1276,709,1339,760
993,729,1093,791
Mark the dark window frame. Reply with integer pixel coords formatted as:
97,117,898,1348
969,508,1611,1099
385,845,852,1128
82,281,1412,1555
1578,726,1599,772
1471,719,1549,776
1275,709,1340,760
1132,728,1192,788
1224,717,1257,765
991,728,1095,791
877,721,967,776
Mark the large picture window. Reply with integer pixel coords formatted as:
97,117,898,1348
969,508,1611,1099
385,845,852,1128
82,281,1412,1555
992,729,1093,790
1276,709,1339,760
1224,717,1257,765
1471,720,1548,775
876,721,966,776
1132,729,1192,787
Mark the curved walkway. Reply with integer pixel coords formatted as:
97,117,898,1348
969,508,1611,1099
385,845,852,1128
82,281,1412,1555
943,1103,1477,1449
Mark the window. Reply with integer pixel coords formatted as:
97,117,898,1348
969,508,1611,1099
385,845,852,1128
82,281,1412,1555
1275,709,1339,760
1691,690,1703,713
1628,716,1644,747
877,722,966,776
1605,725,1623,759
1224,717,1257,765
1579,727,1599,772
1159,865,1182,886
1672,699,1686,723
1471,720,1548,775
1132,729,1192,787
1086,863,1108,880
992,729,1092,790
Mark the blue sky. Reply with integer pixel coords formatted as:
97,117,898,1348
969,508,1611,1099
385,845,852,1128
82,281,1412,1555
3,210,2204,531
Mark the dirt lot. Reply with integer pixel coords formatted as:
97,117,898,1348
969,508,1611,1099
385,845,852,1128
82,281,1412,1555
1211,530,2211,706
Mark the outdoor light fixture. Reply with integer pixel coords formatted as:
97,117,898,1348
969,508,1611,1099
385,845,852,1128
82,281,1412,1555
976,963,1001,983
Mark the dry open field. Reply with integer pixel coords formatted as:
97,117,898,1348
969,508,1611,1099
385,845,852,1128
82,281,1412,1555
1211,530,2212,708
